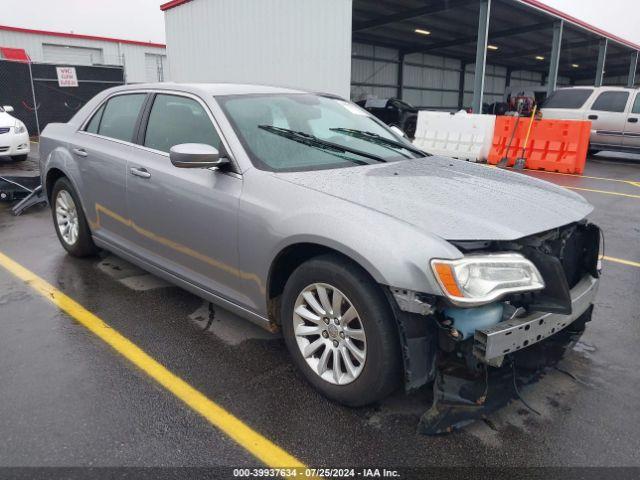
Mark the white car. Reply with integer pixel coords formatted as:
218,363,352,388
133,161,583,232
0,105,30,161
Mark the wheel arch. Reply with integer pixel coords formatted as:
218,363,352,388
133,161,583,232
44,167,68,202
266,241,388,324
267,240,439,393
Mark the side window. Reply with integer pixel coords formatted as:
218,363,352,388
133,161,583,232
144,94,221,153
85,104,105,134
97,94,146,142
632,94,640,115
542,89,593,109
591,91,630,113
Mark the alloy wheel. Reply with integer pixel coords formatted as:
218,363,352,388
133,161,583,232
55,190,79,246
292,283,367,385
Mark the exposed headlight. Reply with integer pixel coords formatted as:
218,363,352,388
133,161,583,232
431,253,544,306
14,122,27,134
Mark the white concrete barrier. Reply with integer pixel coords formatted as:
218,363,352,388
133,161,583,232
413,110,496,162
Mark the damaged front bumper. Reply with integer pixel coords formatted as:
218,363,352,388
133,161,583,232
474,274,599,365
389,274,599,435
417,274,599,435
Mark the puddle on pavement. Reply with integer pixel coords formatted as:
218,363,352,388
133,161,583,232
96,255,171,291
188,300,277,346
95,254,277,345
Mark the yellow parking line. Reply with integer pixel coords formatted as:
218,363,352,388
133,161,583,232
486,164,640,187
566,186,640,199
0,251,306,473
520,168,640,187
603,256,640,269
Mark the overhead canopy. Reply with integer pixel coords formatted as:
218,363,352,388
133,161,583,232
352,0,639,83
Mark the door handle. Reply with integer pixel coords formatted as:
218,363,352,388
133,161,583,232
130,167,151,179
588,115,598,120
628,117,639,123
72,148,88,157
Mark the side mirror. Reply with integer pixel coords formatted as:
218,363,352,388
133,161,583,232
389,125,407,138
3,105,14,113
169,143,230,169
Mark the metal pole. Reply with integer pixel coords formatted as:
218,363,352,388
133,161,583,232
397,52,405,99
458,62,466,110
472,0,491,113
27,59,40,137
121,53,127,85
547,20,563,97
595,38,608,87
628,50,639,88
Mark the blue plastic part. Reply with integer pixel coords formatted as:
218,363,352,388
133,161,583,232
443,303,504,340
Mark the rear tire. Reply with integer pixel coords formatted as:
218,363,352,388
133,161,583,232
10,154,27,162
281,254,401,406
51,177,98,257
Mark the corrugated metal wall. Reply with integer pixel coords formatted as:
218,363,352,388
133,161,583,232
351,41,571,110
351,43,399,100
574,75,639,87
165,0,353,98
0,29,168,83
403,53,461,109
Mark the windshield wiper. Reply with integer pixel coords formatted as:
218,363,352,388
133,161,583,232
329,128,429,158
258,125,387,163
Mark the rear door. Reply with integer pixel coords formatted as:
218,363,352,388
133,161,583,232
125,92,245,303
75,92,148,247
585,90,631,148
622,92,640,149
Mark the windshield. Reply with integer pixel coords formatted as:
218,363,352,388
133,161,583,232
217,93,422,172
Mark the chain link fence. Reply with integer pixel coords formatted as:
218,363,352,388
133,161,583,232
0,58,125,138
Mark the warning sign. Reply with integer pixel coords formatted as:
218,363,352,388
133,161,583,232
56,67,78,87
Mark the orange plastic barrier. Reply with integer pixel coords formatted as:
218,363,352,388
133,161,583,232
488,117,591,174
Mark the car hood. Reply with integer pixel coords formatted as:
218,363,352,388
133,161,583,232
0,112,16,128
273,156,593,241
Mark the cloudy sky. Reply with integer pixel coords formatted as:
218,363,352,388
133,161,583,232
1,0,638,46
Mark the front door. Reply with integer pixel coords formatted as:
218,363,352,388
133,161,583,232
623,92,640,150
125,93,245,304
586,90,631,148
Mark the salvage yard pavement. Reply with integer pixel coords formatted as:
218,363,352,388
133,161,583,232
0,151,639,474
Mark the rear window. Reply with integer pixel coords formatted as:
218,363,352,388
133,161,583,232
591,91,630,113
543,89,593,109
97,94,146,142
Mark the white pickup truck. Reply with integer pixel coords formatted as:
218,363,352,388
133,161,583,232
541,86,640,155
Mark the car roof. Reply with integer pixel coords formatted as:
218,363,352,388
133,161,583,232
107,82,313,97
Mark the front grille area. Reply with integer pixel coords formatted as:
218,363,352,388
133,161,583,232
0,127,10,135
543,223,600,288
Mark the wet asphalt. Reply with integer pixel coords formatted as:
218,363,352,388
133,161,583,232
0,149,639,469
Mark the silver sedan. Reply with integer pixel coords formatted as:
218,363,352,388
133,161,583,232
39,83,600,406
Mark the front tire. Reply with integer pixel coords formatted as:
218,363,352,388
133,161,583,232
281,254,401,406
51,177,98,257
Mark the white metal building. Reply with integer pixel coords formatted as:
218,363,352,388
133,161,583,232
161,0,640,111
163,0,352,98
0,25,169,83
